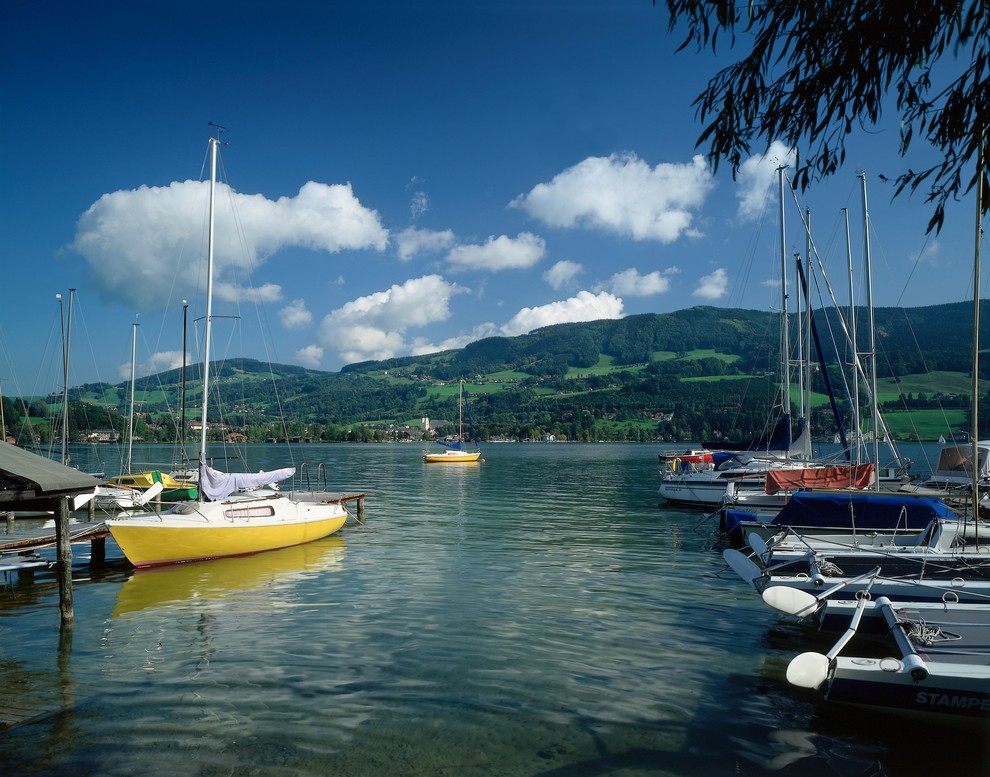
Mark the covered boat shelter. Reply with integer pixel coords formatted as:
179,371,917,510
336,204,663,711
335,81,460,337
0,441,101,627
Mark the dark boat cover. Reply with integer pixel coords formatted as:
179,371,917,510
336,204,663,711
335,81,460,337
770,490,954,530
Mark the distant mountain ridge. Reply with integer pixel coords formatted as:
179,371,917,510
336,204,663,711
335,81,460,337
24,300,985,444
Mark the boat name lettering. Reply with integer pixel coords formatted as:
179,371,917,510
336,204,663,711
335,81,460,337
915,691,990,711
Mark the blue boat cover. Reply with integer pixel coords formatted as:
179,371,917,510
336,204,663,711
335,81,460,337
770,490,954,530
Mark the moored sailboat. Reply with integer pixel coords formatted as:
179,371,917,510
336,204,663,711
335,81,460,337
106,131,347,567
423,380,481,463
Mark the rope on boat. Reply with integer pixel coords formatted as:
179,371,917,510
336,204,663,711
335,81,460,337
818,559,843,577
902,618,962,646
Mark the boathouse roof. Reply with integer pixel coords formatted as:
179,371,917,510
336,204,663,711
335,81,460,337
0,441,101,509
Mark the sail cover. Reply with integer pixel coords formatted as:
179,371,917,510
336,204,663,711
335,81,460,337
199,453,295,501
764,463,875,494
769,490,953,530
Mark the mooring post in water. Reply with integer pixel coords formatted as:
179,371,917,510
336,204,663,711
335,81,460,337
54,495,74,626
91,535,106,566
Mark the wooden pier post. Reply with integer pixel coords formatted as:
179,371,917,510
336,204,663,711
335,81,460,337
356,495,365,520
90,536,106,566
54,496,73,627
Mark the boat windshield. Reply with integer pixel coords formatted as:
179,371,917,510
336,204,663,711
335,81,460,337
934,445,989,477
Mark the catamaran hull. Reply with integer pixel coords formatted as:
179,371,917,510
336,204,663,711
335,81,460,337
107,498,347,567
824,659,990,720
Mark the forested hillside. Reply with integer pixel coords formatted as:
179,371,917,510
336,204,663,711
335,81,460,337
4,302,986,446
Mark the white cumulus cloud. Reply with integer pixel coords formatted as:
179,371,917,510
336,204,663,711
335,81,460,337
499,291,623,337
605,267,679,297
543,260,583,290
511,152,713,242
445,232,546,271
316,275,467,365
71,179,389,311
693,268,729,300
735,140,797,223
280,299,313,330
918,239,943,267
396,227,456,261
295,344,324,368
119,349,187,381
409,323,500,357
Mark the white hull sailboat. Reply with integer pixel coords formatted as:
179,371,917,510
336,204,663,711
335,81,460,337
107,132,346,567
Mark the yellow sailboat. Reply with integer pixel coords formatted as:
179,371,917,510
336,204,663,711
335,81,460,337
423,380,482,463
106,131,347,567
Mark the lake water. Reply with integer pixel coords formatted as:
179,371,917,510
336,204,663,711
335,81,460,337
1,442,987,776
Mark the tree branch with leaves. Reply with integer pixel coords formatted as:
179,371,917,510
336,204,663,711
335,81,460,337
664,0,989,232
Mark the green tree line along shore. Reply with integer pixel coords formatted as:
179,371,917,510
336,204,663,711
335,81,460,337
5,303,988,447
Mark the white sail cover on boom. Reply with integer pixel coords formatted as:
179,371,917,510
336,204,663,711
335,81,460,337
199,452,295,501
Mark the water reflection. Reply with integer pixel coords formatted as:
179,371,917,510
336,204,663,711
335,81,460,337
113,535,346,617
3,443,986,776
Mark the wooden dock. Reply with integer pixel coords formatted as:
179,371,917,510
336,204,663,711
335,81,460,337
0,519,111,573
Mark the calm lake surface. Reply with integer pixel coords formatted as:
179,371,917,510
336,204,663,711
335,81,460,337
1,442,987,776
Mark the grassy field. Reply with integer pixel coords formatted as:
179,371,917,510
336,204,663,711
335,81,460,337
565,354,646,377
876,370,985,403
878,408,968,440
682,374,761,383
652,349,739,363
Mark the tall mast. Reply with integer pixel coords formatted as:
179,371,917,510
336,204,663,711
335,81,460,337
843,208,861,465
200,135,219,457
59,289,75,464
804,208,813,420
180,299,188,463
795,253,805,418
127,322,138,473
778,167,791,419
860,173,880,481
971,130,984,521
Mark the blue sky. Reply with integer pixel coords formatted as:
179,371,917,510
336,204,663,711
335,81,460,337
0,0,980,394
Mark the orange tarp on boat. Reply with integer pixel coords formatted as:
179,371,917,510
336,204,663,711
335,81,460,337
764,463,875,494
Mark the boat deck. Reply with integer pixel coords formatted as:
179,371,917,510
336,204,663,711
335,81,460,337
821,598,990,666
891,602,990,665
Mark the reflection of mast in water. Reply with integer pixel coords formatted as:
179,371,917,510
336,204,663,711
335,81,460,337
422,458,481,518
104,536,347,679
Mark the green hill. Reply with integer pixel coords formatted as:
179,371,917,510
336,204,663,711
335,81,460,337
5,301,987,445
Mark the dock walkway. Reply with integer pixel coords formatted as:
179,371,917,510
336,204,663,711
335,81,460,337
0,520,109,573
